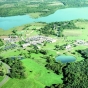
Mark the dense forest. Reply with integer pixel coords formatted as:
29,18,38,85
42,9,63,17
45,55,64,75
77,48,88,59
63,59,88,88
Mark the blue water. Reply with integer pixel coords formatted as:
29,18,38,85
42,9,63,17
55,55,76,63
0,7,88,30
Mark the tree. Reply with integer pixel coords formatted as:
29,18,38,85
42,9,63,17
45,56,64,75
54,44,59,50
1,57,26,79
12,29,17,34
40,49,47,55
0,71,4,76
0,39,4,47
62,59,88,88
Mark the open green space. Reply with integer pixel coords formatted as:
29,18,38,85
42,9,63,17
1,20,88,88
0,0,88,88
1,20,88,61
1,59,63,88
29,12,42,18
0,76,4,82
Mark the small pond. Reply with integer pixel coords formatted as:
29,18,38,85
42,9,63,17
55,55,76,63
10,56,24,60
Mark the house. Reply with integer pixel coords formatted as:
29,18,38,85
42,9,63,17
23,35,57,47
3,36,18,43
76,40,85,45
66,44,72,50
4,38,10,41
22,43,30,48
51,39,56,43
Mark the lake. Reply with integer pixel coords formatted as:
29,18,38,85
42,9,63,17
55,55,76,63
0,7,88,30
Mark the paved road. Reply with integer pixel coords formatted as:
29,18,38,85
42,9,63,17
0,61,10,88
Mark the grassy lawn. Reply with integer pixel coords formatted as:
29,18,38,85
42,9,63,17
0,46,57,66
1,59,63,88
0,22,45,36
0,76,4,82
22,59,63,85
29,12,42,18
63,21,88,41
27,4,39,7
14,22,45,37
0,29,12,36
1,49,20,58
48,1,64,6
63,29,82,36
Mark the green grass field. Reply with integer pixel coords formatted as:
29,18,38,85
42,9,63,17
0,22,45,36
0,76,4,82
29,12,42,18
1,59,63,88
63,21,88,41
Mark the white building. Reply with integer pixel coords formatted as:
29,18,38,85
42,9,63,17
76,40,85,45
22,43,30,48
4,38,10,41
66,44,72,50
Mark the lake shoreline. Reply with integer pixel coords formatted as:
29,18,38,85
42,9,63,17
1,7,88,30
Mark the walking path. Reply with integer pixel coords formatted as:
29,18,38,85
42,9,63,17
0,61,10,88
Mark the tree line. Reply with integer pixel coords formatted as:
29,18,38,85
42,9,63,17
45,48,88,88
39,21,79,37
0,39,4,47
45,55,64,75
77,48,88,59
0,56,26,79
